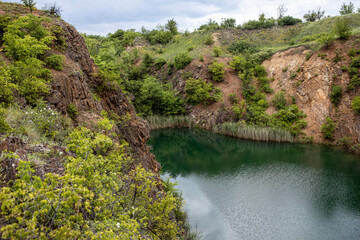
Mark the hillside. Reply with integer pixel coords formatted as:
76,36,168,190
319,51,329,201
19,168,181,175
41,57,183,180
83,12,360,151
0,2,190,239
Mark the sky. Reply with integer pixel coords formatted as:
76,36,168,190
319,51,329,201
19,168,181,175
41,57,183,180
3,0,358,35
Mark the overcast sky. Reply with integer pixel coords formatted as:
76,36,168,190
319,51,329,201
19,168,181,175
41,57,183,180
3,0,358,35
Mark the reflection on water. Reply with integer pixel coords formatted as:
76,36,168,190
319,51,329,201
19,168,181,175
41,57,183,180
149,129,360,240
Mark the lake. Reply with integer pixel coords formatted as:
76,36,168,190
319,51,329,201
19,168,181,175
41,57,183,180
148,128,360,240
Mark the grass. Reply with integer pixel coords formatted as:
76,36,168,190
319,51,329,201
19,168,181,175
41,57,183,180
143,31,215,61
145,116,294,143
143,13,360,63
145,115,196,129
214,122,294,143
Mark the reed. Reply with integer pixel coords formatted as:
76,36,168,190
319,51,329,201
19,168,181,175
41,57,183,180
213,122,294,143
145,115,196,129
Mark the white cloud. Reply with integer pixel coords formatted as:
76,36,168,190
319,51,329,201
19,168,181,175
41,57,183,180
3,0,351,35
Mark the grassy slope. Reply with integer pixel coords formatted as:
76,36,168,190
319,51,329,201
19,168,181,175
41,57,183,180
142,13,360,62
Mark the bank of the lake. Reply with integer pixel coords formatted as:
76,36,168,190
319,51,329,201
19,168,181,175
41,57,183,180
148,128,360,240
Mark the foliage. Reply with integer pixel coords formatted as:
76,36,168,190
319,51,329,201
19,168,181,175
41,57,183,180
220,18,236,28
44,54,63,70
351,96,360,114
321,117,335,140
335,18,351,39
0,106,11,133
271,91,288,110
50,25,67,50
242,14,276,30
143,53,154,68
340,2,355,15
273,105,307,137
228,40,258,55
330,84,342,106
42,3,62,17
134,76,185,116
185,77,221,105
3,15,52,61
21,0,36,13
208,60,225,82
232,100,247,120
67,103,78,120
2,101,72,143
212,46,222,57
277,16,302,26
0,67,18,104
0,126,184,239
165,19,178,35
174,53,193,70
303,7,324,22
204,36,214,45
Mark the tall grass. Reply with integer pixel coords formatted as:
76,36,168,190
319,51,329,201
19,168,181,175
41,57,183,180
146,116,294,143
214,122,294,143
145,115,196,129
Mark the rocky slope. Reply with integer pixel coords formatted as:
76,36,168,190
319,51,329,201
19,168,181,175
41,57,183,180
155,36,360,148
0,6,160,175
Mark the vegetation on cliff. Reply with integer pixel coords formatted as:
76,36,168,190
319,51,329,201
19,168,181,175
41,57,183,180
0,2,193,239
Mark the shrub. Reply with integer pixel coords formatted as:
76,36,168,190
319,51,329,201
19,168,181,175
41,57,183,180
67,103,78,120
134,76,185,116
228,40,257,55
0,67,18,105
42,3,62,17
50,25,67,50
185,77,220,105
0,106,11,133
351,96,360,114
143,53,154,68
340,2,354,15
213,46,222,57
329,84,342,106
187,46,194,52
44,55,63,70
204,36,214,45
208,60,225,82
272,91,288,110
321,117,335,140
335,18,351,39
232,100,247,120
174,53,192,70
318,33,335,47
199,56,204,62
0,126,183,239
154,58,166,69
228,93,238,104
21,0,36,13
277,16,302,26
3,15,52,61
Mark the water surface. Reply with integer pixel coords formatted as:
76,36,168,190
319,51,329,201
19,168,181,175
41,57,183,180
148,128,360,240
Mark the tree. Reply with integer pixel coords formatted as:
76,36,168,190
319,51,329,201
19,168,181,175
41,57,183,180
165,19,178,35
21,0,36,13
220,18,236,28
340,2,354,15
277,3,287,19
315,6,325,20
303,10,317,22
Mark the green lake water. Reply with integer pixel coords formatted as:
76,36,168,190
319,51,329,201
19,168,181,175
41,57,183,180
148,128,360,240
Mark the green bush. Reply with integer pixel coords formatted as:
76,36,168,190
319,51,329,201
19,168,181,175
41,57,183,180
335,18,351,39
0,106,11,133
213,46,222,57
321,117,335,140
67,103,78,120
330,84,342,106
0,126,183,239
208,60,225,82
3,15,52,61
271,91,288,110
44,54,63,70
277,16,302,26
204,36,214,45
228,40,257,55
154,58,167,69
134,76,185,116
351,96,360,114
185,77,221,105
0,67,18,105
174,53,192,70
143,53,154,68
